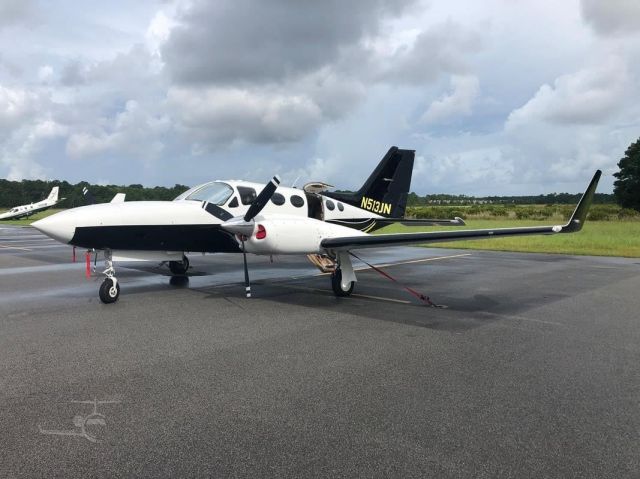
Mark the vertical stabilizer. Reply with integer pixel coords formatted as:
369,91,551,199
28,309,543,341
323,147,415,218
47,187,59,202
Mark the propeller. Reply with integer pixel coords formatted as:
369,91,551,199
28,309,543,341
244,175,281,222
219,175,281,297
220,175,281,237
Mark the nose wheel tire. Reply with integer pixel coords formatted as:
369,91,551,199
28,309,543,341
331,268,354,297
169,255,189,275
99,278,120,304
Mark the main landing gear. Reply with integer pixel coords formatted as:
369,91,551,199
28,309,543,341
168,255,189,275
331,268,354,296
98,250,120,304
330,252,356,297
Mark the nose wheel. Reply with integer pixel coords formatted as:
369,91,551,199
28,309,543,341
99,278,120,303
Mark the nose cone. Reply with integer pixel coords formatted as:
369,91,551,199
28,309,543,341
32,211,76,243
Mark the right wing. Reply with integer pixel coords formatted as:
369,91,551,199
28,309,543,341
321,170,601,252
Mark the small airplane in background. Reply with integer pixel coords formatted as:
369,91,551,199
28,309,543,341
33,147,601,304
0,187,65,220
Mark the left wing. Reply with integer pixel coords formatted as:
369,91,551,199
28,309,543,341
321,170,601,252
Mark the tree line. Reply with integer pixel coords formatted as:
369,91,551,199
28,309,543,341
406,191,614,206
0,178,618,209
0,179,190,208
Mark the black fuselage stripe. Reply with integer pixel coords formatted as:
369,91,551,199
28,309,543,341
70,224,241,252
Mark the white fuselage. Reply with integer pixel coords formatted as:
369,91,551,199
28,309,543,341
32,180,380,259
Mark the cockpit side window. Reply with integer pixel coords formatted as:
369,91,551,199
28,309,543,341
238,187,257,205
183,182,233,205
271,193,285,205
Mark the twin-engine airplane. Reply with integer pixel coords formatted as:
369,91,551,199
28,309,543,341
0,186,64,220
32,147,601,304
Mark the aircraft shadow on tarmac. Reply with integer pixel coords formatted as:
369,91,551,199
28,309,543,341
181,277,520,332
100,267,492,331
104,255,606,333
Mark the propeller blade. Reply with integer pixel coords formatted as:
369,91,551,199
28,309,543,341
203,202,233,221
242,238,251,298
244,175,281,222
220,174,280,237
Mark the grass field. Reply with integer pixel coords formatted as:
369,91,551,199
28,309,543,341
378,220,640,258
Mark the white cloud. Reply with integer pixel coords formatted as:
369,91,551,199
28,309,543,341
66,100,170,160
377,20,483,85
421,75,479,124
0,84,63,180
506,56,629,129
37,65,54,84
1,118,67,180
145,10,176,57
168,86,323,145
0,85,45,129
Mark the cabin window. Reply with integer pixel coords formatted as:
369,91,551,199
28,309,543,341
184,182,233,205
228,197,239,208
337,202,344,211
238,186,257,205
325,200,335,211
290,195,305,208
271,193,285,206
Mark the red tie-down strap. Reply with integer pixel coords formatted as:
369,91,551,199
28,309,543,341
349,252,445,308
85,251,91,279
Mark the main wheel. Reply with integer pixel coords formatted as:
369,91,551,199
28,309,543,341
331,268,354,297
169,255,189,275
99,278,120,304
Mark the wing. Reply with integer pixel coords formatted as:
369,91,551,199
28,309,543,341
321,170,601,252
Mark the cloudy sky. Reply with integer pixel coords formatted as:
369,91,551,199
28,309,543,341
1,0,639,195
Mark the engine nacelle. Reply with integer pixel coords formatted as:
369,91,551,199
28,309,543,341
241,216,366,255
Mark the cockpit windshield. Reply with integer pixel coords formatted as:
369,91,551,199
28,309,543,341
181,182,233,205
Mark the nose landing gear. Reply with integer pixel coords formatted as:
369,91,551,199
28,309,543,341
98,251,120,304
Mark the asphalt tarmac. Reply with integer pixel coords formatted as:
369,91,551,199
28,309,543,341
1,225,638,478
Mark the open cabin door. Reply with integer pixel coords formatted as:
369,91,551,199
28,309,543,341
305,192,323,221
